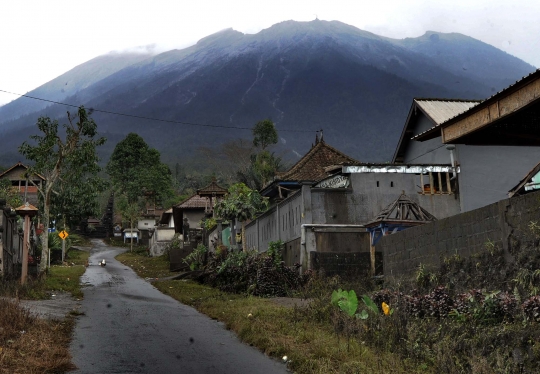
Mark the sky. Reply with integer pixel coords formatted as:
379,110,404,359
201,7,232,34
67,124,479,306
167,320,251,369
1,0,539,106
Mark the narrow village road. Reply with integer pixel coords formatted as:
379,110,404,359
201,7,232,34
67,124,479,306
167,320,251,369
70,240,288,374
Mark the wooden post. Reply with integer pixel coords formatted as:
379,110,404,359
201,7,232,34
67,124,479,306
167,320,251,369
369,231,376,276
429,172,434,195
446,172,452,194
437,172,443,194
21,215,30,284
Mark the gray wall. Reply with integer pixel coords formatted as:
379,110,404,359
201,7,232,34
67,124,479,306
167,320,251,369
402,113,540,212
184,211,205,229
245,192,303,252
457,145,540,211
379,190,540,280
401,115,452,164
311,173,460,223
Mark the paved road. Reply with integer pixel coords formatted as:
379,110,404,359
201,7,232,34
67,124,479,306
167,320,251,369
70,241,288,373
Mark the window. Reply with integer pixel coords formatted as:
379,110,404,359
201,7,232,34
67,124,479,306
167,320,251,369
417,172,456,194
376,181,379,187
390,181,394,187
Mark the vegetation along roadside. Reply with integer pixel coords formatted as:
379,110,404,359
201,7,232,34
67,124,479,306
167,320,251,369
0,243,89,374
116,247,420,373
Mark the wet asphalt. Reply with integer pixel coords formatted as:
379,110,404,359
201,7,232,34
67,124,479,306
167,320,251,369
69,240,288,374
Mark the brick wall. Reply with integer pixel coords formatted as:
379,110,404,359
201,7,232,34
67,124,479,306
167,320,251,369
379,190,540,279
310,251,383,277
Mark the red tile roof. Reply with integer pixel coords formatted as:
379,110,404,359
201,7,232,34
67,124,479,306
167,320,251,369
197,179,227,196
276,139,359,182
175,195,208,209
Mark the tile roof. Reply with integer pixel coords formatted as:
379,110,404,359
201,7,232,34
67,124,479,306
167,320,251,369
276,139,359,182
175,194,208,209
197,179,228,196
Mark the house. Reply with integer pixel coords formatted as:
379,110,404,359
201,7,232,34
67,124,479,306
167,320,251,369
245,136,460,273
172,195,208,234
260,133,359,203
394,69,540,211
148,208,176,256
0,162,46,206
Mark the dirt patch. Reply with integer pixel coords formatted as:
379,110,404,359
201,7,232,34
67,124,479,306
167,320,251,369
269,297,312,308
15,292,82,320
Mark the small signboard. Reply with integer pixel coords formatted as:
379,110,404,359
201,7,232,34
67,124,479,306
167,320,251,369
58,230,69,240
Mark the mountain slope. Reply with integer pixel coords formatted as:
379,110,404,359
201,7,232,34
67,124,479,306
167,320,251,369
0,52,153,122
0,20,534,167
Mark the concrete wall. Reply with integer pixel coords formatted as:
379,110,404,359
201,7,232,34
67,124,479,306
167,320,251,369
315,230,370,253
311,172,460,223
148,227,176,257
457,145,540,211
379,190,540,280
402,112,540,212
245,191,303,252
138,218,156,230
310,251,383,277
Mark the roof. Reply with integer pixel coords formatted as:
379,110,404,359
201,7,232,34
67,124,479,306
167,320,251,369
159,208,173,224
393,99,479,163
175,194,208,209
413,69,540,142
197,178,227,196
365,193,437,227
0,162,46,181
508,161,540,198
416,99,479,125
275,138,359,182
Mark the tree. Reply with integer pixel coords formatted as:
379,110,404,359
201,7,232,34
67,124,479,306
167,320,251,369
214,183,268,251
106,133,174,206
49,155,108,229
253,119,278,150
19,107,106,273
116,194,141,252
0,178,22,208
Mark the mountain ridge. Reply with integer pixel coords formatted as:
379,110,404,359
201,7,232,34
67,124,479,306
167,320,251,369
0,20,534,167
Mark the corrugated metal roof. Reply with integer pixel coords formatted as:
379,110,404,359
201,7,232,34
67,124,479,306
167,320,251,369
416,99,479,125
413,69,540,141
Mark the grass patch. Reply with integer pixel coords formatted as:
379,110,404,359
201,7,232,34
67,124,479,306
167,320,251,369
117,250,420,373
155,279,418,373
0,298,75,373
0,248,89,300
116,249,173,279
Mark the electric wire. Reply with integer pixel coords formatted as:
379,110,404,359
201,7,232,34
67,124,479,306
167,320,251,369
0,89,317,133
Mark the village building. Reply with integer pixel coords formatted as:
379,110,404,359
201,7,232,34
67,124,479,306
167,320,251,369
377,68,540,280
0,162,45,207
172,195,209,234
393,69,540,211
245,136,460,273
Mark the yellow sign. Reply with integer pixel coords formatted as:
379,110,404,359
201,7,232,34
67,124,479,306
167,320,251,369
58,230,69,240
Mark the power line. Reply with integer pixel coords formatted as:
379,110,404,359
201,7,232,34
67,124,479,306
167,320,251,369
406,144,447,162
0,89,316,133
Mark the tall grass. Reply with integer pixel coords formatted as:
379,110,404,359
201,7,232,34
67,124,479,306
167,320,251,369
0,299,75,373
